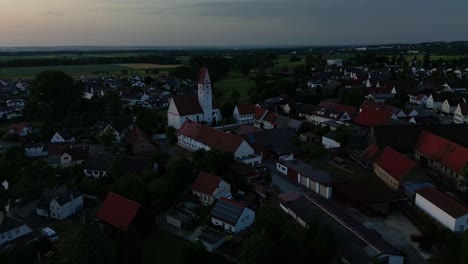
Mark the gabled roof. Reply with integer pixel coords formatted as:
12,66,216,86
55,129,73,140
254,106,268,120
198,68,211,84
171,95,204,116
374,147,416,182
354,108,393,127
360,144,380,162
192,172,222,196
211,198,246,225
178,121,245,154
415,131,468,174
319,101,358,115
10,122,30,133
458,103,468,115
263,111,278,123
96,192,141,232
38,188,82,209
417,187,468,218
236,104,255,115
126,127,150,145
62,146,89,161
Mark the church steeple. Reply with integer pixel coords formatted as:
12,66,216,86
197,68,213,123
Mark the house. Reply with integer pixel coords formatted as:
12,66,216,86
0,212,33,248
425,93,446,110
360,101,406,119
196,227,226,253
84,155,153,178
299,132,320,143
36,188,83,220
441,98,466,114
366,93,396,103
233,104,255,124
9,123,32,137
210,198,255,233
409,94,428,106
414,131,468,191
454,103,468,124
50,130,75,143
101,117,135,142
6,99,25,109
318,101,358,116
60,146,89,167
192,172,231,206
243,127,298,160
297,105,352,126
280,194,404,264
276,159,332,199
24,143,48,157
373,146,417,191
167,68,222,129
96,192,152,234
254,108,277,129
322,131,341,149
177,120,262,166
415,187,468,232
126,127,155,156
353,108,393,127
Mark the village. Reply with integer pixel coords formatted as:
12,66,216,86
1,47,468,264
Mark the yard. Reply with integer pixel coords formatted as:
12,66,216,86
47,217,83,264
214,71,254,104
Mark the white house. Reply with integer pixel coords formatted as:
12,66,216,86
167,68,222,129
36,188,84,220
210,198,255,233
297,105,352,126
51,130,75,143
60,147,89,168
9,123,32,137
276,159,332,199
415,187,468,232
24,143,48,157
322,131,341,149
409,94,428,106
100,121,134,142
0,212,33,247
233,104,255,124
454,103,468,124
441,99,465,114
192,172,231,206
177,120,262,166
425,94,443,110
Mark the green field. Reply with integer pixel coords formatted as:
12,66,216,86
0,64,178,79
0,53,157,62
274,54,305,69
215,72,254,104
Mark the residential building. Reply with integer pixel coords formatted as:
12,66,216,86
454,103,468,124
233,104,255,124
9,123,32,137
126,127,155,156
167,68,221,129
276,159,332,199
50,130,75,143
210,198,255,233
100,117,134,142
60,146,89,167
373,146,417,191
192,172,231,206
36,188,83,220
177,120,261,166
441,98,466,114
354,108,393,127
414,131,468,191
0,212,33,248
322,131,341,149
24,143,48,157
84,155,153,178
415,187,468,232
409,94,428,106
297,105,352,126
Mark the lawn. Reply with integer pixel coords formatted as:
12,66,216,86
48,217,82,264
0,64,132,79
215,72,254,104
0,53,156,62
142,231,224,264
273,54,305,70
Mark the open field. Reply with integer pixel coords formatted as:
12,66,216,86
274,54,305,69
0,52,156,62
215,71,254,104
117,63,181,69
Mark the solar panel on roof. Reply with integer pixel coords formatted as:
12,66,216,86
211,199,243,224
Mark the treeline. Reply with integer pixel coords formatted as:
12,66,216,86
0,54,180,68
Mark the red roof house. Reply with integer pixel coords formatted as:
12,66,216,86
319,101,358,115
235,104,256,116
354,108,393,127
96,192,141,232
192,172,231,205
373,146,417,190
360,144,381,162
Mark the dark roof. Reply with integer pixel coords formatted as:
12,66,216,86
62,146,89,161
171,95,203,115
55,129,73,141
236,104,255,115
126,127,150,145
38,188,82,209
192,172,222,196
416,187,468,218
246,128,298,155
109,116,134,133
197,227,226,245
47,143,71,156
280,159,331,183
373,147,417,182
334,181,406,207
0,214,27,234
235,124,263,136
96,192,141,232
228,162,256,176
84,155,152,173
211,198,246,225
178,121,245,154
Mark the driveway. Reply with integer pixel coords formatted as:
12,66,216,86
263,160,304,195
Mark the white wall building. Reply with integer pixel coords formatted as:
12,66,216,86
415,187,468,232
36,189,84,220
192,172,231,206
211,198,255,233
233,104,255,124
0,212,33,247
454,103,468,124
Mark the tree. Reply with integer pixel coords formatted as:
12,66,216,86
241,230,274,264
31,71,82,119
166,158,194,189
231,88,241,101
111,174,148,203
74,211,114,264
335,125,352,147
97,129,115,150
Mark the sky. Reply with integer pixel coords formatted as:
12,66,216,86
1,0,468,47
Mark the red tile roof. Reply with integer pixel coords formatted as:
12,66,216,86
263,111,278,123
354,108,393,127
126,127,150,145
96,192,141,232
236,104,255,115
192,172,222,195
62,146,89,161
170,95,203,116
47,143,71,156
374,146,416,182
360,101,401,114
10,122,30,134
415,130,468,174
198,68,211,84
417,187,468,218
319,101,358,115
360,144,380,162
178,121,245,154
235,124,263,136
254,106,268,120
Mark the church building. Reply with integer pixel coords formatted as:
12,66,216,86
167,68,222,129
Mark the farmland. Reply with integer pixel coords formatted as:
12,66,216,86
215,72,254,104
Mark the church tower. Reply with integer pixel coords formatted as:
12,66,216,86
198,68,213,122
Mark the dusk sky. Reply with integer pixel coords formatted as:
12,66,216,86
1,0,468,46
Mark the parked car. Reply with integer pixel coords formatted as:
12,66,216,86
41,227,59,242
